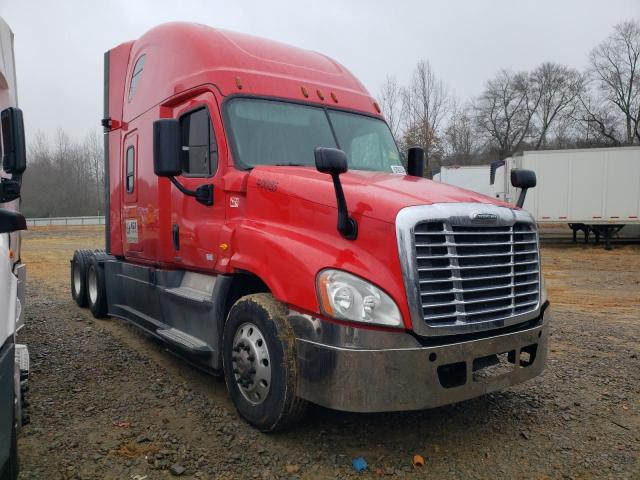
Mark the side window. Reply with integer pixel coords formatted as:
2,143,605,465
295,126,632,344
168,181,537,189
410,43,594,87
128,54,146,101
125,146,135,193
180,108,218,177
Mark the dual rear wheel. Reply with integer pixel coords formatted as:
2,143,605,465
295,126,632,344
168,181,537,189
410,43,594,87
70,250,108,318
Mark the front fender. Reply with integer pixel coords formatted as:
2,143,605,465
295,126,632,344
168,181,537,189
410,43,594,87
228,200,412,328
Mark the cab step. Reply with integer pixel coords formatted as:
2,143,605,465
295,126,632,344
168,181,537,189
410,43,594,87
157,328,213,356
165,285,213,304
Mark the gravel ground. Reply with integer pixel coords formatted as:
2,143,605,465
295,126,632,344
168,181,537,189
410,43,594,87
13,226,640,479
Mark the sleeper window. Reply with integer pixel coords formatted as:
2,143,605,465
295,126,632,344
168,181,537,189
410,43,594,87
180,108,217,177
125,146,135,193
128,54,146,101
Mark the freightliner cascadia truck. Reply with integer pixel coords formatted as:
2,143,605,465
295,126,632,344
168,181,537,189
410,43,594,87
71,22,550,431
0,16,28,480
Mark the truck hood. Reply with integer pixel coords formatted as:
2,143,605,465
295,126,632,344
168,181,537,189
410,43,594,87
249,166,513,223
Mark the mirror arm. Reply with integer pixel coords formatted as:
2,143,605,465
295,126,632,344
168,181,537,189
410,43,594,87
516,188,528,208
330,173,357,240
169,176,213,206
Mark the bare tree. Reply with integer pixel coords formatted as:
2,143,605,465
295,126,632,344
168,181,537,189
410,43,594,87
583,20,640,144
84,130,104,215
474,70,541,159
377,76,404,142
444,99,478,165
402,61,449,172
21,129,105,217
530,62,583,148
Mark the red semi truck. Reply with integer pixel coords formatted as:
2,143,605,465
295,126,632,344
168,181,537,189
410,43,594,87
71,22,550,431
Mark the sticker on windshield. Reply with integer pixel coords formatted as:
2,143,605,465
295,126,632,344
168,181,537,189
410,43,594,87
391,165,406,175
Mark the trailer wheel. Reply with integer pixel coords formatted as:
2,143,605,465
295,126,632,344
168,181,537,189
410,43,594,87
86,256,108,318
71,249,94,307
222,293,307,432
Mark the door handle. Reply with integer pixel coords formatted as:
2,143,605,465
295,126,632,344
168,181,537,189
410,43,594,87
172,224,180,251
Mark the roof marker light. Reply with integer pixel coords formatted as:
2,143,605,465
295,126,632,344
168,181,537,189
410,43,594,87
235,76,243,89
301,86,309,98
316,89,325,101
331,92,338,103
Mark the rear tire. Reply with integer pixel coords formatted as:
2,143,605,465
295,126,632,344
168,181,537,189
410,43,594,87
71,249,94,307
86,256,108,318
222,293,307,432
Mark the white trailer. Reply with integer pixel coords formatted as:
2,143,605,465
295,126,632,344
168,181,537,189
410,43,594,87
433,165,493,196
491,147,640,249
0,17,28,480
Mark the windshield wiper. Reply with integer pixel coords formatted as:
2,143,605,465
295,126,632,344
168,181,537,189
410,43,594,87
274,162,306,167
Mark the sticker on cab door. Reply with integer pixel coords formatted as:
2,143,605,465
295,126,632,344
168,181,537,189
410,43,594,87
125,219,139,244
391,165,406,175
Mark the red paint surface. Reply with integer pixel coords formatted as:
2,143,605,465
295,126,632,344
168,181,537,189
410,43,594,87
105,22,512,330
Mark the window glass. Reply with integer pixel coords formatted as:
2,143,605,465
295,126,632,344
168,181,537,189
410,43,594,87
225,98,400,172
128,54,146,101
126,146,135,193
225,99,336,168
180,108,217,177
327,110,401,172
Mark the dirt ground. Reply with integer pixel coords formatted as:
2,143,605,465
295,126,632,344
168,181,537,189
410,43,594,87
14,226,640,479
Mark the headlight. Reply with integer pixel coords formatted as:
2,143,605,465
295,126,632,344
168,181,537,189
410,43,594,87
316,269,403,327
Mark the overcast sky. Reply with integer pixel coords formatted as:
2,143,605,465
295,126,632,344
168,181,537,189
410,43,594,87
1,0,638,142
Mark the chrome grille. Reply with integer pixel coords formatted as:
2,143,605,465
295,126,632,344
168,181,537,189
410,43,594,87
414,221,540,326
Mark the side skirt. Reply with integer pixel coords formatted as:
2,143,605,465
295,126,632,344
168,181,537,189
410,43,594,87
99,256,231,372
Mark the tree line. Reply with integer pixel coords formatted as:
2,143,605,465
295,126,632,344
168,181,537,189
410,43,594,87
379,19,640,174
20,19,638,217
21,129,104,218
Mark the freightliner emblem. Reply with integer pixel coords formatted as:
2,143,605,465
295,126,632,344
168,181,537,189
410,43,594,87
471,212,498,222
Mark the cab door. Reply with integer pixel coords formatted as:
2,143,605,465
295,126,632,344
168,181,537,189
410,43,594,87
169,92,225,271
122,131,143,254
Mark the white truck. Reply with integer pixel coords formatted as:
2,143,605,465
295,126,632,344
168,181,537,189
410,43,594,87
433,165,493,197
491,147,640,249
0,17,28,480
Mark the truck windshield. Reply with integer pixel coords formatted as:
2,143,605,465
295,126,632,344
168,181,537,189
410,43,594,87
225,98,403,172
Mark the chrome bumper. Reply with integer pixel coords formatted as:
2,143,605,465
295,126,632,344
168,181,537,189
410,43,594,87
290,307,551,413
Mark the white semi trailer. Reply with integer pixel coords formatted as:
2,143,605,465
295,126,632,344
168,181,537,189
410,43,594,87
491,147,640,249
433,165,493,197
0,17,28,480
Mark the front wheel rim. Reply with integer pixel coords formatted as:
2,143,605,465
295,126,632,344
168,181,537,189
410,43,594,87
87,266,98,305
231,322,271,405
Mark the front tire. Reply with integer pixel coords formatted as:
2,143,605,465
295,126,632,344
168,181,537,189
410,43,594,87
222,293,307,431
86,256,108,318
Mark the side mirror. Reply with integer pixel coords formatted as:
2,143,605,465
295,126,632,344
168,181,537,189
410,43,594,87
153,118,213,206
407,147,425,177
315,147,348,175
511,168,536,208
314,147,357,240
0,209,26,234
153,119,182,177
1,107,26,175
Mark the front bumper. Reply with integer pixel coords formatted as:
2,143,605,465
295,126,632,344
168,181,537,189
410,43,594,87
289,306,551,412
